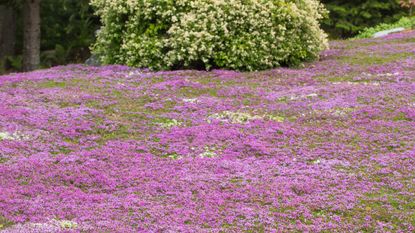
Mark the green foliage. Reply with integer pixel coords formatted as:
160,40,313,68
0,216,14,230
6,55,22,70
91,0,329,71
40,0,99,65
321,0,407,38
0,0,23,8
354,16,415,38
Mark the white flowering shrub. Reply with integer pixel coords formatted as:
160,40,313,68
90,0,328,71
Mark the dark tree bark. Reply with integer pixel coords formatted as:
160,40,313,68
23,0,41,71
0,4,16,69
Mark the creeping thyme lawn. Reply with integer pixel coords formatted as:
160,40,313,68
1,31,415,232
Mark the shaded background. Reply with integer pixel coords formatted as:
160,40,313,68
0,0,413,73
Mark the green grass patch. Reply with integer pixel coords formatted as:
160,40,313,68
37,80,67,88
340,52,413,66
0,216,14,230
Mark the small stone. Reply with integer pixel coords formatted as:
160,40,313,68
373,28,405,38
85,54,101,66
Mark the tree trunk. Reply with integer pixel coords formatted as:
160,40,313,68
23,0,41,72
0,4,16,70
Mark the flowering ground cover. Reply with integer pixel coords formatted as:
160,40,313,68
1,31,415,232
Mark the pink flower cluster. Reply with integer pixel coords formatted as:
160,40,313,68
0,31,415,232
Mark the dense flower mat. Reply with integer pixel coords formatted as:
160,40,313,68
1,32,415,232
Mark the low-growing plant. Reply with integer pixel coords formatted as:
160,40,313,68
354,16,415,39
90,0,328,71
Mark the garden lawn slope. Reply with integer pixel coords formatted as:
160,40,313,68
1,32,415,232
